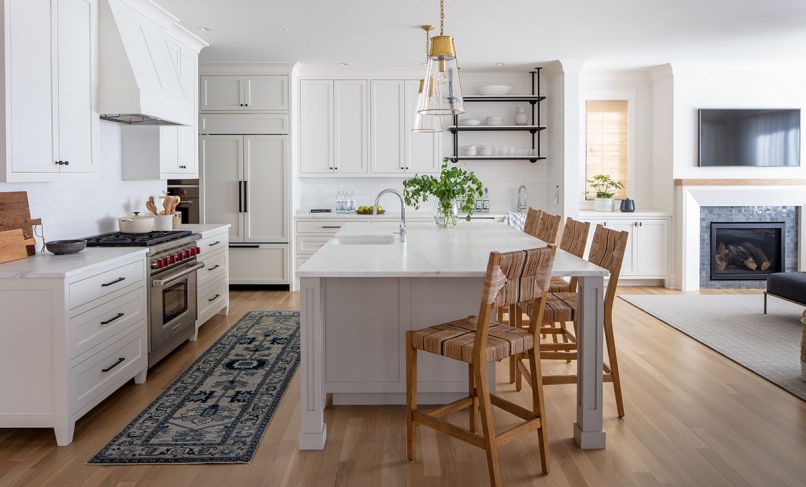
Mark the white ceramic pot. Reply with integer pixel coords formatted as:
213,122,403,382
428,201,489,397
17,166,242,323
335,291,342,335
153,214,174,231
514,107,528,126
119,212,155,233
593,197,614,212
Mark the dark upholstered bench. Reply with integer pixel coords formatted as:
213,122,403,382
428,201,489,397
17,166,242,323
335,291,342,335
764,272,806,313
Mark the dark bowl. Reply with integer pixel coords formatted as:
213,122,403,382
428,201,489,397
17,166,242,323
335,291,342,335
46,239,87,255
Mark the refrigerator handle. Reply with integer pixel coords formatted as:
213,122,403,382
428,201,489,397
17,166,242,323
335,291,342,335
238,181,243,213
244,181,248,213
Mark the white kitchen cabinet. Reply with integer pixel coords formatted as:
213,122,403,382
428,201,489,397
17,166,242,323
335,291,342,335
229,244,289,285
194,227,230,339
299,80,368,175
1,0,99,181
0,249,149,446
121,124,199,179
244,135,288,242
201,75,288,112
404,79,440,174
370,80,406,174
580,214,670,280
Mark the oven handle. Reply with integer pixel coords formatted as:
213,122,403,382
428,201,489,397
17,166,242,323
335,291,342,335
152,262,205,287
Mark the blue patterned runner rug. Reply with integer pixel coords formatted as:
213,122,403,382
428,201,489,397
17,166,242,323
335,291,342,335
89,311,300,464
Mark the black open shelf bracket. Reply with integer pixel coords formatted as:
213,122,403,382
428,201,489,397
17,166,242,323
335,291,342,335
451,68,545,163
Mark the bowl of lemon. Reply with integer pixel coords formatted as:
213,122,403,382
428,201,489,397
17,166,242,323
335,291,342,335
356,205,385,215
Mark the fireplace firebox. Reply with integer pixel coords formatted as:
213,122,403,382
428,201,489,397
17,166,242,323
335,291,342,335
710,222,785,281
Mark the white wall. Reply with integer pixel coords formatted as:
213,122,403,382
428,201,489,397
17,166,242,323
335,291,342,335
650,65,674,213
672,65,806,179
0,122,165,246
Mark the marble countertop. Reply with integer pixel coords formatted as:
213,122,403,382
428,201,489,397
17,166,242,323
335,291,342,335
177,223,231,238
297,221,608,278
578,210,672,218
0,247,148,279
295,210,511,221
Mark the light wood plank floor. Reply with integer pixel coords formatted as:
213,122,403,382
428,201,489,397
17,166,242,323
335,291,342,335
1,288,804,486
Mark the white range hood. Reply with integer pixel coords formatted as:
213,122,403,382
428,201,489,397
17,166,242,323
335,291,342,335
98,0,208,125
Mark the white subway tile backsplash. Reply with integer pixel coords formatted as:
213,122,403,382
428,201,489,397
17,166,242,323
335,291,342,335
0,122,165,247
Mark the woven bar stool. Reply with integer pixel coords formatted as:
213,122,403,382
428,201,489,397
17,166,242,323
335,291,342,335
406,246,555,486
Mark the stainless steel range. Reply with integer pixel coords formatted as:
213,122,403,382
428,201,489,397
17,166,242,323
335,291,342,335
85,231,203,367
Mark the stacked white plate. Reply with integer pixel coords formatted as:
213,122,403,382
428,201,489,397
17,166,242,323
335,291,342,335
478,85,512,96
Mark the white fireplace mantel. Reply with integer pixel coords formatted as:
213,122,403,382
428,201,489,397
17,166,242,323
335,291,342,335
673,184,806,291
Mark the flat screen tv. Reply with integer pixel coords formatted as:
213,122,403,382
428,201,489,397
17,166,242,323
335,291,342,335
698,109,801,167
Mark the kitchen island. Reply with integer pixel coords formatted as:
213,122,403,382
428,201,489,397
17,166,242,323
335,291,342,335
296,221,610,451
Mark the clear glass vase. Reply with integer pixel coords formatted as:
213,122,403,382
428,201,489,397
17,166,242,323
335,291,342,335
433,200,459,228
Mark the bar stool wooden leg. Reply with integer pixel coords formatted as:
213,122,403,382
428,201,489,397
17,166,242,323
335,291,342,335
406,331,418,461
508,304,517,384
527,347,549,474
468,363,477,433
475,362,502,487
603,317,625,418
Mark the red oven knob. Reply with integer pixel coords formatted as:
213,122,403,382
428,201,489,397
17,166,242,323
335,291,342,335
183,250,190,259
195,246,201,255
169,255,176,264
158,258,167,268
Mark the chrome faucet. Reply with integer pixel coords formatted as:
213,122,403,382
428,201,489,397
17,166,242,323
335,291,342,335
517,185,528,212
374,188,407,242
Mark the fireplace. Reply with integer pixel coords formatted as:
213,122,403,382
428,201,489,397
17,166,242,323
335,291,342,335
710,222,785,281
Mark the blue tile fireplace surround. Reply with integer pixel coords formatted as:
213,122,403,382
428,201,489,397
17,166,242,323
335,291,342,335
700,206,799,289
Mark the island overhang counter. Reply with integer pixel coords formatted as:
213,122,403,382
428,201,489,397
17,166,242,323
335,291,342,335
296,222,609,451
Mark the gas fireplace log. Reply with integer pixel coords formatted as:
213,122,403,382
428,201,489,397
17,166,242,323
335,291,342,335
715,243,728,272
742,242,771,271
720,243,757,271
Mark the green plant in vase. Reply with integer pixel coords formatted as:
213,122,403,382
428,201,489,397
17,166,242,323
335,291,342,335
403,158,484,228
587,174,624,212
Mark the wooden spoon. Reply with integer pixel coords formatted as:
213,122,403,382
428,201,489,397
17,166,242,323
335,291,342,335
162,196,172,216
146,196,159,216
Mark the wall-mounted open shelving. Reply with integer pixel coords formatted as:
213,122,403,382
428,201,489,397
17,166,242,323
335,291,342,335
449,68,546,163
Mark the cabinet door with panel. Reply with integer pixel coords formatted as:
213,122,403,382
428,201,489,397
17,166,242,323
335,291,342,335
603,220,635,276
404,79,439,174
201,76,244,111
299,80,334,174
333,80,368,174
634,219,669,277
200,135,244,241
8,0,56,174
177,125,197,174
55,0,97,173
244,76,288,111
243,135,288,242
370,80,405,174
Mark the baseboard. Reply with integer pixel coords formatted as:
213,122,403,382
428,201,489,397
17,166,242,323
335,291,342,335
618,278,666,287
332,392,467,406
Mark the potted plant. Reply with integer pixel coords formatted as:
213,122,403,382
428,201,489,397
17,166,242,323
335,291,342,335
403,159,484,228
588,174,624,212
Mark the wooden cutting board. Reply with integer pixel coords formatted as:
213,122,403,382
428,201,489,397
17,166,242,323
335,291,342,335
0,191,36,256
0,229,32,264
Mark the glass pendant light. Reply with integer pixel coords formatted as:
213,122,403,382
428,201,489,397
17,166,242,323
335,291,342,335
413,26,443,132
417,0,464,115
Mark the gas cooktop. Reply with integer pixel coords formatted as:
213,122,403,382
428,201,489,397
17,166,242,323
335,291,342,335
84,230,193,247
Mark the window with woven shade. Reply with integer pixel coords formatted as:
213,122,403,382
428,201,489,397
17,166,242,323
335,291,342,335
585,100,628,200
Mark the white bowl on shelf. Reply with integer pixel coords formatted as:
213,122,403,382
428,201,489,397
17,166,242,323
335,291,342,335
460,118,481,126
485,116,504,126
478,85,512,96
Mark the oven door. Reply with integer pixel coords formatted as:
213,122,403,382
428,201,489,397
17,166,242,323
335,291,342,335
149,261,204,365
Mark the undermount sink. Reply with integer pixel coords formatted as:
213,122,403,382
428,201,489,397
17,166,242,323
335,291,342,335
335,234,396,245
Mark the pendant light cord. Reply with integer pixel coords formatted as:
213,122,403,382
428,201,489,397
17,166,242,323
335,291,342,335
439,0,445,35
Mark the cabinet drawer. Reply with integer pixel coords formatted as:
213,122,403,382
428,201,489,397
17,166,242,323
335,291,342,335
198,233,229,256
198,277,228,324
229,244,288,285
296,236,331,254
72,326,146,412
198,250,227,288
70,288,146,359
69,260,144,310
199,113,289,135
296,220,361,235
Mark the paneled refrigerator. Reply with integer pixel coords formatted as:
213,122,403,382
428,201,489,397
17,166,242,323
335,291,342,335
200,134,289,285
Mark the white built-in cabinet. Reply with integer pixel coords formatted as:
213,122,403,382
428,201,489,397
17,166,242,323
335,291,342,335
1,0,99,181
580,214,670,280
120,125,198,179
201,75,289,112
299,78,440,177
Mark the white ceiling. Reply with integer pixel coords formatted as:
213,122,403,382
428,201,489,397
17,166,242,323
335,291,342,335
159,0,806,69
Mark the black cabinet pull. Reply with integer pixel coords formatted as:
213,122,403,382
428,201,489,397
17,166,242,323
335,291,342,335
55,160,61,165
102,357,125,373
208,294,221,302
207,264,220,271
64,160,69,166
243,181,248,213
209,240,221,247
321,225,342,229
238,181,243,212
179,165,187,169
100,312,125,325
101,277,125,287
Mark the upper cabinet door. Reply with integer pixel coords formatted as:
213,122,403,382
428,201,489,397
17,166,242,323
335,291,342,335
404,80,440,174
334,80,368,174
56,0,98,173
201,76,244,111
299,80,334,175
159,126,181,173
369,80,405,175
243,76,288,111
200,135,244,241
177,125,198,174
243,135,288,242
8,0,56,174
